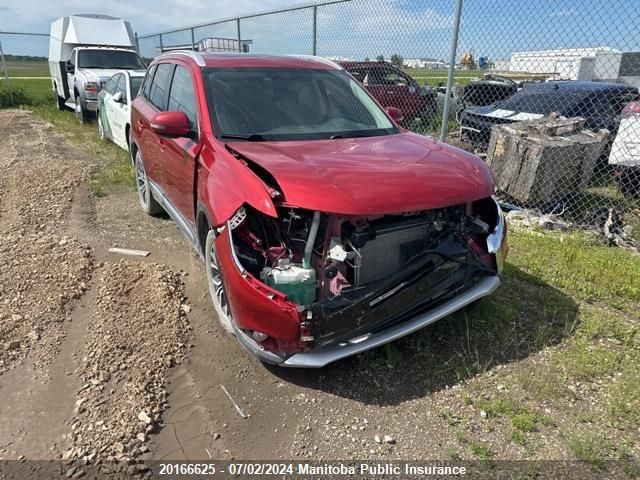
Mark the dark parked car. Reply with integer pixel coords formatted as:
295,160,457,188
461,74,519,107
460,81,639,146
130,52,506,368
340,61,437,126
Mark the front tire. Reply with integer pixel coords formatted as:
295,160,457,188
75,97,88,124
205,230,234,334
97,112,106,141
134,150,163,215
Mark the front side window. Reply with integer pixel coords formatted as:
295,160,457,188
116,75,127,98
168,66,197,127
104,75,118,94
149,63,173,111
77,49,145,70
204,67,397,141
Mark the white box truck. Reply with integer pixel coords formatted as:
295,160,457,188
49,14,146,122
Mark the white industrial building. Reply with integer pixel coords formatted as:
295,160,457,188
508,47,622,81
403,58,447,69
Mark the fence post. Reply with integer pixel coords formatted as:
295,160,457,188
236,18,242,53
159,33,164,53
0,41,15,106
439,0,464,142
312,5,318,56
191,28,196,50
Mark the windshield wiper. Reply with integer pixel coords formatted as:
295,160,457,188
220,133,266,141
329,131,383,139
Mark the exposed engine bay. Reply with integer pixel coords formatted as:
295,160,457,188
229,198,500,346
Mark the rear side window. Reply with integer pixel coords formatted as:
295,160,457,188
149,64,173,110
142,65,156,99
168,66,197,127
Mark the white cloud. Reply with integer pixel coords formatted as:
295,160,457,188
0,0,296,34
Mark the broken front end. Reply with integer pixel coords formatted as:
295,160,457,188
217,197,506,367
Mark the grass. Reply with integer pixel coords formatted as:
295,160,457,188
3,60,49,77
469,440,493,460
31,103,135,195
508,230,640,309
567,434,613,471
3,76,133,194
0,78,51,107
401,68,548,87
474,398,552,432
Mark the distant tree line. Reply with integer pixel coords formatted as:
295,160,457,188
370,54,404,67
2,54,47,62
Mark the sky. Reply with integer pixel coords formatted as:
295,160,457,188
1,0,639,61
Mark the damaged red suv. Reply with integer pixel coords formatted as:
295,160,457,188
130,52,507,368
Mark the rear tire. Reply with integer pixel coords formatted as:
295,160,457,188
53,86,66,110
134,150,163,215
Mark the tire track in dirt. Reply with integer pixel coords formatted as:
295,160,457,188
0,110,94,376
0,110,192,478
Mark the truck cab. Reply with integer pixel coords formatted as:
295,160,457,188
65,47,145,122
49,14,143,122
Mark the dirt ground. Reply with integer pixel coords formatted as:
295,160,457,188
0,109,636,477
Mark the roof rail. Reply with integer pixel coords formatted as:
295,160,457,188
156,50,206,67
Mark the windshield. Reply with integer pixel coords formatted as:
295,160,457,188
497,86,587,115
78,50,145,70
130,77,144,96
204,67,397,141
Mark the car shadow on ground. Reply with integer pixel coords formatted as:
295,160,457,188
268,265,579,406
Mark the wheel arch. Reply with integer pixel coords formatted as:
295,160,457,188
196,204,213,256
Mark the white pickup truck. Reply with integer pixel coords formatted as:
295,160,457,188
48,14,146,122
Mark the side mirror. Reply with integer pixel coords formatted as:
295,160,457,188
65,61,75,74
150,111,192,137
385,106,404,123
113,91,124,103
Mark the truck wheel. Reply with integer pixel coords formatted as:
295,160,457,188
74,95,88,124
53,86,66,110
75,102,87,124
134,150,163,215
205,230,234,334
97,112,106,141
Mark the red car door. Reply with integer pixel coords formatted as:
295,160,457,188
137,63,173,186
157,63,200,225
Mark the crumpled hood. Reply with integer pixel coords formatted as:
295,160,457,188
78,68,123,84
227,132,494,215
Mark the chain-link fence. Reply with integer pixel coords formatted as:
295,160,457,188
2,0,640,235
0,31,51,106
136,0,640,235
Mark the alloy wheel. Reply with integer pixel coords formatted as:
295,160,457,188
205,231,234,333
